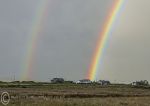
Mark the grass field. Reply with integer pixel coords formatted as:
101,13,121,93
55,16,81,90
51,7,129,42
0,83,150,106
9,97,150,106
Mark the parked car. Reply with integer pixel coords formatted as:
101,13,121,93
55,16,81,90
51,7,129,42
97,80,110,85
51,78,64,83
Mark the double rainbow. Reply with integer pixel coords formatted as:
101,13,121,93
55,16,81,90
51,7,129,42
21,0,124,81
87,0,125,81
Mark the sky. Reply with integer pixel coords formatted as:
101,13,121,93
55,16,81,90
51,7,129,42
0,0,150,83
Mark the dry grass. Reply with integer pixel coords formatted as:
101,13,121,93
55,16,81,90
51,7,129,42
0,84,150,106
8,97,150,106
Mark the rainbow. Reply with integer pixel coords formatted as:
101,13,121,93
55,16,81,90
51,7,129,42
21,0,50,81
87,0,125,81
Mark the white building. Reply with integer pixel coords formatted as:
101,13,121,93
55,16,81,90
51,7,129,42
76,79,92,84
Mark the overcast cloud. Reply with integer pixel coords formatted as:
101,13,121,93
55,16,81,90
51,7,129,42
0,0,150,83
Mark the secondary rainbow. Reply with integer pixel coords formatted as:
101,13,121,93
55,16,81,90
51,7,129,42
21,0,50,81
87,0,125,81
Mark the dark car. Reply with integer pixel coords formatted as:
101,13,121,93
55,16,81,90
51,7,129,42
51,78,64,83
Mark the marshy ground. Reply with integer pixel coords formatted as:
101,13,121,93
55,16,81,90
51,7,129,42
0,83,150,106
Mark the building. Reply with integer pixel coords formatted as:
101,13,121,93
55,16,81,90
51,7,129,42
131,80,149,86
76,79,92,84
51,78,64,83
